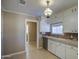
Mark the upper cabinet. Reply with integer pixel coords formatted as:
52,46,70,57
74,7,78,33
40,17,50,32
63,6,78,33
40,6,78,33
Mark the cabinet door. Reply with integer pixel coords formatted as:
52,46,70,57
66,45,78,59
48,40,57,55
63,6,78,33
51,41,57,55
73,47,78,59
63,10,74,32
64,8,72,17
63,16,72,32
74,7,78,33
40,17,50,32
56,43,66,59
48,40,52,52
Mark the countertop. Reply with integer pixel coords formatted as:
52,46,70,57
43,35,78,47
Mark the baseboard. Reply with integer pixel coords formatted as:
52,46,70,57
2,50,26,58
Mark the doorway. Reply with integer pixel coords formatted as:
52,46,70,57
25,19,40,49
26,22,37,46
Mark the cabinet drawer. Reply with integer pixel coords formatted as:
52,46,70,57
65,45,77,50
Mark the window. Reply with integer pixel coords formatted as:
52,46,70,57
52,24,63,35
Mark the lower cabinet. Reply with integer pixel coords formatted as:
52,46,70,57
48,40,52,52
65,45,78,59
48,39,78,59
56,43,66,59
51,41,57,55
48,40,57,55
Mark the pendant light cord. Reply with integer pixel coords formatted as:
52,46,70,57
46,0,50,8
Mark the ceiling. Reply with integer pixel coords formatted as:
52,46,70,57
2,0,78,16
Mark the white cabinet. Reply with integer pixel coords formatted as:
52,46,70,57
56,43,66,59
48,40,56,54
63,13,74,32
48,39,78,59
63,6,78,33
48,40,53,52
48,39,66,59
64,8,73,17
50,40,57,55
74,7,78,33
40,17,50,32
65,45,78,59
48,40,58,55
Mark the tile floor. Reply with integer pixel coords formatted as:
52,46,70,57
26,42,59,59
3,42,59,59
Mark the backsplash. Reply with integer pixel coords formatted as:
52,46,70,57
40,32,78,40
63,33,78,40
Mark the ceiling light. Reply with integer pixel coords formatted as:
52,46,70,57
44,8,53,18
44,0,53,18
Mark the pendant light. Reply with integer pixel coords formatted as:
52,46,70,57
44,0,53,18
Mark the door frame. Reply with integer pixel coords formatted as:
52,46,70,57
25,19,40,49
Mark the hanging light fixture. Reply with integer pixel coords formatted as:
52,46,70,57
44,0,53,18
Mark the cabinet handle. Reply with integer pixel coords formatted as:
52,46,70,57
75,8,76,11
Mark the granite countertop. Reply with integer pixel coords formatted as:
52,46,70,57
43,35,78,47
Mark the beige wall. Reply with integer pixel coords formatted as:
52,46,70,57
1,11,37,55
27,22,37,42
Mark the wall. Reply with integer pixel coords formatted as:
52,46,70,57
1,11,38,56
1,11,4,55
2,11,26,55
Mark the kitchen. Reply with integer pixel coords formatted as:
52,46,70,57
1,0,78,59
40,5,78,59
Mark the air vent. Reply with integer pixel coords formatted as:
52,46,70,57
19,0,26,5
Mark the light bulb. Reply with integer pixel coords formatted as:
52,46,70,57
44,8,53,17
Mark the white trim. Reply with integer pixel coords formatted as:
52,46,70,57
26,19,38,22
24,20,27,59
2,8,35,17
25,19,40,49
2,51,26,58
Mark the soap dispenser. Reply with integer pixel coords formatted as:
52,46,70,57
70,35,73,39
